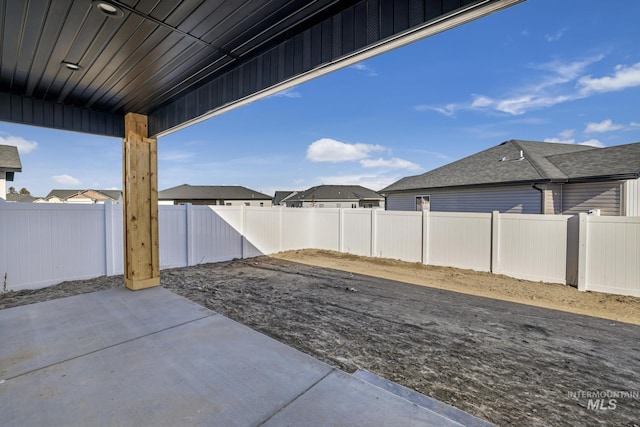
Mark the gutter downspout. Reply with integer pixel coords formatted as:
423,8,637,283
532,183,544,214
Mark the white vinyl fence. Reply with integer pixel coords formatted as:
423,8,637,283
1,203,638,297
578,214,640,296
0,203,112,290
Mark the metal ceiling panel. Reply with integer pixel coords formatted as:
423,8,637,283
0,0,524,138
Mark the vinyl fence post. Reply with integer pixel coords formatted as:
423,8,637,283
240,205,246,259
370,208,377,257
339,208,344,253
278,206,284,253
491,210,500,274
104,201,115,276
421,209,429,265
577,212,588,291
185,203,194,266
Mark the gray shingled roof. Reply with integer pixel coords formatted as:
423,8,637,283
273,191,296,205
0,145,22,171
159,184,271,200
547,142,640,179
46,189,82,199
288,185,383,202
99,190,123,200
382,140,640,193
45,189,122,201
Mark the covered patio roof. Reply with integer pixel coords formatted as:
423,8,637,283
1,0,524,289
0,0,523,138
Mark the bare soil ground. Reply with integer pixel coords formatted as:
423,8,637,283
274,250,640,326
2,250,639,426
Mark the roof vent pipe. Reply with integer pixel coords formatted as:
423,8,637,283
518,150,524,161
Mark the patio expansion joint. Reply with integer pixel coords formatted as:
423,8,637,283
3,313,217,382
256,368,336,426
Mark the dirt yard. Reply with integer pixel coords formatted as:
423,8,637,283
2,250,639,426
274,250,640,325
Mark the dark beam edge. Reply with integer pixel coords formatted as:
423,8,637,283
0,93,124,138
149,0,524,137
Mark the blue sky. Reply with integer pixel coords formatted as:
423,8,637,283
2,0,640,198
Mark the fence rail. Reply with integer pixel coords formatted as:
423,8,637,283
1,203,638,297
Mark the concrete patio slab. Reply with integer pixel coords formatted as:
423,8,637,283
0,287,488,426
262,370,465,427
0,287,211,379
353,370,494,427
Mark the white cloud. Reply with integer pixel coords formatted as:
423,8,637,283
52,174,81,185
360,157,420,171
584,119,624,133
544,130,605,148
418,55,640,117
414,104,457,116
544,129,575,144
544,28,567,42
316,174,397,191
470,95,493,108
578,62,640,95
559,129,575,139
350,62,378,77
306,138,384,163
532,55,604,89
495,94,572,115
272,87,302,98
544,137,575,145
577,139,605,148
0,135,38,153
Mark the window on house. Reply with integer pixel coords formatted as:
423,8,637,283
416,195,430,211
352,203,357,208
363,203,373,208
260,202,264,207
244,202,250,206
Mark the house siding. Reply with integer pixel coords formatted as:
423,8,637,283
386,185,541,213
224,200,272,207
285,200,383,208
300,200,373,208
562,182,622,216
624,178,640,216
386,194,418,211
163,199,272,207
539,184,562,214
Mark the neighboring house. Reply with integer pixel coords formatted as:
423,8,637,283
0,145,22,200
40,189,123,204
273,191,298,206
282,185,385,208
5,193,39,203
382,140,640,216
159,184,272,206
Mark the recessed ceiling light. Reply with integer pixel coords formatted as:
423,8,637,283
92,1,124,18
62,61,82,71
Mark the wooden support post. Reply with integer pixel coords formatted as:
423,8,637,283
123,113,160,290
